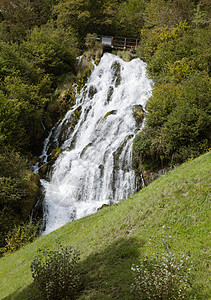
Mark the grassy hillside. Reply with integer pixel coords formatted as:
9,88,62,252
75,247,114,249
0,151,210,299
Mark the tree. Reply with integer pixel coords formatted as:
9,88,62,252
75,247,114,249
22,22,78,77
145,0,194,28
117,0,145,37
53,0,119,42
0,0,59,43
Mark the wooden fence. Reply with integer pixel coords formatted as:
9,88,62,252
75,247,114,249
90,36,140,50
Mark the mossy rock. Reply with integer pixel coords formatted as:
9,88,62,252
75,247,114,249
106,86,114,103
111,61,121,87
80,143,92,157
97,203,110,211
103,110,117,121
28,173,40,187
77,68,92,93
94,58,101,65
50,148,63,161
133,105,145,127
62,86,76,107
39,164,49,177
88,85,97,99
113,134,134,172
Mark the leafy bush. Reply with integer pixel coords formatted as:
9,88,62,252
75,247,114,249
131,238,196,299
31,245,82,300
4,221,40,253
0,150,40,250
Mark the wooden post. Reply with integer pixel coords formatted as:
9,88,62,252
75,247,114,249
124,38,126,49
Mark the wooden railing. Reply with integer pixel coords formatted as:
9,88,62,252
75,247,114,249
99,36,140,50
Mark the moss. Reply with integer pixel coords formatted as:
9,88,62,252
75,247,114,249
88,85,97,99
133,105,145,127
80,143,92,157
50,148,62,161
39,164,48,178
44,86,77,133
113,50,138,62
106,86,114,103
77,68,92,93
113,135,134,168
62,86,77,107
111,61,121,87
103,110,117,120
38,148,63,179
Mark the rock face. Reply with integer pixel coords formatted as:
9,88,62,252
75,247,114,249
133,105,145,127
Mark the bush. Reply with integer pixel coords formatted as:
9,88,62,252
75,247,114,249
131,238,196,299
31,245,82,300
4,220,40,253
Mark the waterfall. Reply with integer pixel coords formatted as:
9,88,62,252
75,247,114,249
39,53,152,235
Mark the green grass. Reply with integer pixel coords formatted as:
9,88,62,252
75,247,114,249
0,152,211,299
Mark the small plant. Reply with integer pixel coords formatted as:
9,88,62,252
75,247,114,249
31,244,82,300
131,237,196,299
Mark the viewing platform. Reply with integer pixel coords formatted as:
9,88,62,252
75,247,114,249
90,36,140,50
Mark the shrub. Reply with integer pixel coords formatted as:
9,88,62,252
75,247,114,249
31,245,82,300
4,220,40,253
131,238,196,299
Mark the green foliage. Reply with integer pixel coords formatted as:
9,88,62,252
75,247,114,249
138,21,191,62
134,72,211,168
0,150,39,250
31,245,82,300
23,22,78,78
135,16,211,170
0,41,38,83
0,76,49,151
131,237,196,299
117,0,145,36
145,84,180,128
144,0,195,29
193,3,210,28
53,0,119,41
4,221,40,253
0,0,58,43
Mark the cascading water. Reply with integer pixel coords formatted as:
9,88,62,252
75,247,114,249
38,53,152,235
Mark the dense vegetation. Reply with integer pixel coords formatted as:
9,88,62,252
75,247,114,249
0,0,210,254
133,3,211,170
0,152,210,299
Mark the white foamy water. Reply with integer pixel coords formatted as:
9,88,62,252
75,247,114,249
40,53,152,235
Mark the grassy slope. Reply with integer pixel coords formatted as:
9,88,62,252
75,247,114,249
0,152,210,299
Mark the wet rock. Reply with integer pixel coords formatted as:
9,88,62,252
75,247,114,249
103,110,117,120
88,85,97,99
106,86,114,103
97,203,110,211
111,61,121,87
80,143,92,157
133,105,145,127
